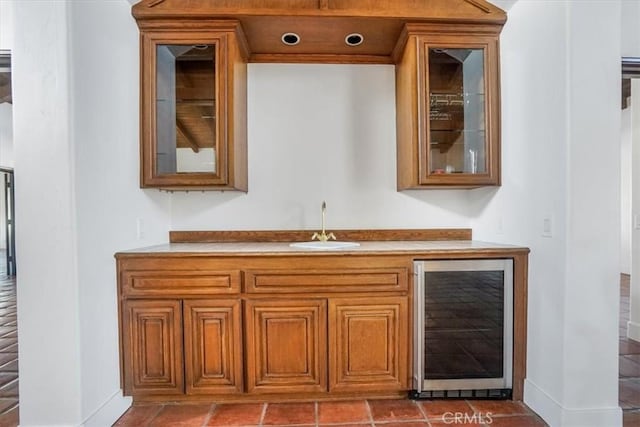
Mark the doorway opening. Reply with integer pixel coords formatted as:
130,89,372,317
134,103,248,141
620,58,640,424
0,168,15,277
0,49,18,425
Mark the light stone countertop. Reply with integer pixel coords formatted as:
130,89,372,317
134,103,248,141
117,240,529,256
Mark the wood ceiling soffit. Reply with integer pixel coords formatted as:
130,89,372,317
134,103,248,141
132,0,507,25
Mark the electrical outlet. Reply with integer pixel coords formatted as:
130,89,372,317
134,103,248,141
635,214,640,230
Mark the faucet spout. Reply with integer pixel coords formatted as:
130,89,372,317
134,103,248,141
311,201,336,242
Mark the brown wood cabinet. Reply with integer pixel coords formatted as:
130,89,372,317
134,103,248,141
183,299,243,395
395,24,502,189
117,254,413,400
138,23,248,190
122,299,184,395
116,237,528,402
245,299,328,394
329,297,408,392
132,1,505,191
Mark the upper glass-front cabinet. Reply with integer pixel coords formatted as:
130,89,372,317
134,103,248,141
428,47,486,176
396,28,501,189
156,44,216,175
140,27,248,190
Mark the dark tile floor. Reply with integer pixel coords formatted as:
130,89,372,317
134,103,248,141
0,274,18,427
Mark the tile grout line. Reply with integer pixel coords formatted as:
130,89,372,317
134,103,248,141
144,404,165,427
414,398,429,422
364,400,374,427
258,402,267,427
201,402,216,427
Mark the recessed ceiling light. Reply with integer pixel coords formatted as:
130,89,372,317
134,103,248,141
281,33,301,46
345,33,364,46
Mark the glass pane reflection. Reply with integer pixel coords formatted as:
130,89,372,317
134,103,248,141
156,44,216,175
428,48,486,175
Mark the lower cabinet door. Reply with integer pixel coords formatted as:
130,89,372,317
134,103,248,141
329,296,409,392
245,299,327,393
183,299,243,394
123,299,184,395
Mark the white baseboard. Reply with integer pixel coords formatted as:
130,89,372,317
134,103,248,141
524,379,622,427
524,379,562,426
81,390,132,427
627,320,640,342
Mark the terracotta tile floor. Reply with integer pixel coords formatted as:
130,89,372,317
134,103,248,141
114,399,547,427
0,274,18,427
620,274,640,426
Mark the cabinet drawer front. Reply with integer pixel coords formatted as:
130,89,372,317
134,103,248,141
245,268,408,293
123,271,241,296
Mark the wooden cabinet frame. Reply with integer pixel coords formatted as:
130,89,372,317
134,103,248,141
245,299,328,394
183,299,243,395
329,297,408,392
122,300,184,395
395,24,502,189
139,22,248,190
116,241,529,402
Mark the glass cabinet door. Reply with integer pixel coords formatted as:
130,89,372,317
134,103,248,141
156,44,217,176
139,27,247,190
427,47,486,176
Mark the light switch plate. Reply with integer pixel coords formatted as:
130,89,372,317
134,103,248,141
635,214,640,230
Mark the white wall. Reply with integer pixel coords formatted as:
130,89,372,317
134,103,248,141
172,64,471,230
12,1,83,425
0,0,14,170
69,1,171,425
629,80,640,342
11,0,171,425
470,1,569,422
622,107,632,275
622,0,640,58
562,2,620,423
0,0,13,51
0,0,13,255
472,1,622,426
0,104,11,168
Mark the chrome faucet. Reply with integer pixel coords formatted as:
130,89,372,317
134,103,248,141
311,201,336,242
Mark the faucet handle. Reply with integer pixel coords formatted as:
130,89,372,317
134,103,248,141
327,232,336,241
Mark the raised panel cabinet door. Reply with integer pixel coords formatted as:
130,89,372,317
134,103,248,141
122,300,184,395
183,299,243,394
329,296,408,392
245,299,327,393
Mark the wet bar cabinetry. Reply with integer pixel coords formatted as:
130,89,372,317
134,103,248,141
132,0,505,190
116,231,528,402
117,254,411,401
395,24,502,188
